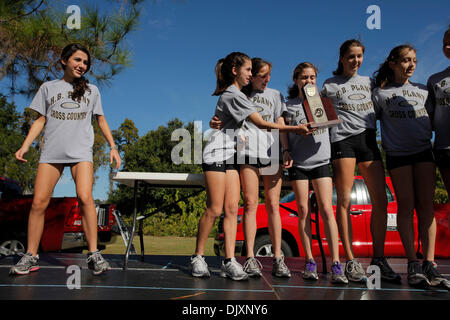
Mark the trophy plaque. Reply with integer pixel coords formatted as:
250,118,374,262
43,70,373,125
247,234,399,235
302,83,343,128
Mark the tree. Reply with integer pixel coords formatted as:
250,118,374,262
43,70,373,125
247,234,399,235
0,94,39,192
0,0,145,190
109,118,204,217
0,0,144,98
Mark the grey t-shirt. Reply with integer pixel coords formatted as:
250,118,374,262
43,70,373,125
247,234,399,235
202,85,256,164
29,79,104,163
238,87,286,161
284,97,330,170
321,75,376,143
373,82,432,156
426,66,450,150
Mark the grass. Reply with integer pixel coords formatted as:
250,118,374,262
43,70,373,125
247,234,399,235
100,234,216,256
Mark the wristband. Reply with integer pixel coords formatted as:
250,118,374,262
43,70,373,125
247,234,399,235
283,149,290,153
110,145,118,150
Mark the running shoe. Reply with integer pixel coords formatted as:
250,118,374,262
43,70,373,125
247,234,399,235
190,254,210,278
303,259,319,280
331,261,348,284
370,257,401,283
407,260,430,288
220,258,248,281
243,257,263,277
87,250,111,275
422,260,450,290
9,253,39,275
345,259,367,283
272,256,291,278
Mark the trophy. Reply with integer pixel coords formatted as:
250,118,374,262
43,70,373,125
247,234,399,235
302,83,343,128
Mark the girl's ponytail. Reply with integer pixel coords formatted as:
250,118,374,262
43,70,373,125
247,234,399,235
212,52,250,96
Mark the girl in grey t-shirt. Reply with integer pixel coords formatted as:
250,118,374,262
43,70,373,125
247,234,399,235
281,62,347,283
321,40,396,283
201,57,309,280
238,58,291,278
426,27,450,201
373,44,448,289
10,44,120,276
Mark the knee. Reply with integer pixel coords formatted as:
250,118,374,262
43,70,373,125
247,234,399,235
243,197,259,214
336,193,352,208
76,192,94,207
205,205,223,219
265,199,279,216
224,203,239,217
319,207,335,223
297,204,309,220
31,196,50,213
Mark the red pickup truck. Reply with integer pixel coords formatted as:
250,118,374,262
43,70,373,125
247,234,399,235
0,176,117,255
214,176,450,259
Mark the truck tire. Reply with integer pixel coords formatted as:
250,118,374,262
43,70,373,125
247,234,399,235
254,234,293,257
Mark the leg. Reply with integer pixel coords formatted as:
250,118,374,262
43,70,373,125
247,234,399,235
358,160,388,258
223,169,241,259
262,168,283,258
311,177,340,263
291,180,313,261
70,162,98,253
240,165,260,258
195,171,226,256
332,158,357,261
389,166,417,261
413,162,436,262
27,163,64,255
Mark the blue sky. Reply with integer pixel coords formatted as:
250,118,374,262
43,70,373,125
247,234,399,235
6,0,450,200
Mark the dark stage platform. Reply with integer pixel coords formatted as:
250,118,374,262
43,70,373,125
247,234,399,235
0,254,449,301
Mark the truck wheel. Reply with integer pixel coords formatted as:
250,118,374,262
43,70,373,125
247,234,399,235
0,239,26,256
254,234,293,257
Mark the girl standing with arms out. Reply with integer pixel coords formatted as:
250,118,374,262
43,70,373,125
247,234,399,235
426,28,450,199
322,39,400,283
281,62,347,284
197,53,309,280
10,43,121,276
373,44,449,289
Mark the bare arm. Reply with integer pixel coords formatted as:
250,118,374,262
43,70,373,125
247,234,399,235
15,115,46,163
277,117,293,168
248,112,314,135
96,115,122,170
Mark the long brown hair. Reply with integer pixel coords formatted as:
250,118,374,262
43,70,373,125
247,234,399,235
212,52,250,96
333,39,365,76
373,44,416,88
287,62,318,99
60,43,91,102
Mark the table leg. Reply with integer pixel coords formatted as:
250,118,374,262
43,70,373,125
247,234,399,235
124,180,138,270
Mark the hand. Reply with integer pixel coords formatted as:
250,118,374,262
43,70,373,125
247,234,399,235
110,149,122,170
282,151,293,169
209,115,223,129
296,123,316,136
15,146,29,163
